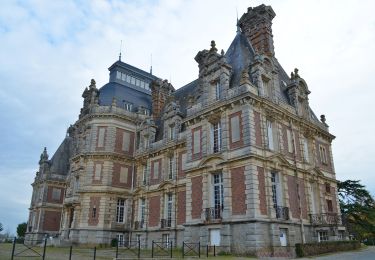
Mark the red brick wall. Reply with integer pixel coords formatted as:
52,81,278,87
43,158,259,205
96,126,107,151
257,167,267,215
149,196,160,227
178,151,187,179
287,175,299,218
88,196,100,226
112,163,132,188
46,186,64,203
191,127,202,160
231,166,246,215
177,190,186,225
43,210,61,231
298,179,308,219
229,111,244,149
254,111,262,147
191,176,203,219
115,128,135,155
150,159,162,185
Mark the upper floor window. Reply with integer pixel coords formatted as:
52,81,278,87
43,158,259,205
116,199,125,223
266,120,278,151
319,145,328,164
192,127,202,159
211,121,222,153
52,188,61,201
286,129,294,153
123,101,133,111
139,198,146,223
169,125,175,140
92,206,97,218
325,182,331,193
142,163,148,185
97,127,106,148
303,137,309,162
215,81,221,100
271,172,283,208
168,156,175,180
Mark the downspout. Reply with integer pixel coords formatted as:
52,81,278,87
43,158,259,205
289,119,306,244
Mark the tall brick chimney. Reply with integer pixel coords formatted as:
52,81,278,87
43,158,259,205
238,4,276,57
150,79,175,119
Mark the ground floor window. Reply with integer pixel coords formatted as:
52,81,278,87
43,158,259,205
279,228,288,246
338,231,345,240
162,234,170,248
318,231,329,242
209,229,221,246
117,234,124,247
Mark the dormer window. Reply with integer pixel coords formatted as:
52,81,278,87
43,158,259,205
122,101,133,111
169,125,175,140
215,81,221,100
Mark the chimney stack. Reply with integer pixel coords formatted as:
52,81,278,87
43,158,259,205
150,79,175,120
239,4,276,57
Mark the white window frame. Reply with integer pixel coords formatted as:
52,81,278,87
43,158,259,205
267,120,274,150
116,199,125,223
303,137,309,162
140,198,146,225
271,172,283,207
169,125,175,140
168,156,174,180
117,234,124,247
215,81,221,100
318,231,329,242
211,121,222,153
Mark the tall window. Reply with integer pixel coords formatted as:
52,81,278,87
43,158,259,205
271,172,282,208
286,129,294,153
140,198,146,225
116,199,125,223
212,173,224,218
97,127,106,148
52,188,61,200
92,206,97,218
168,156,174,180
318,231,329,242
166,193,173,227
123,101,133,111
319,145,328,164
215,82,221,100
169,125,175,140
142,163,147,185
303,137,309,162
327,199,333,212
212,121,222,153
162,234,170,248
117,234,124,247
267,120,274,150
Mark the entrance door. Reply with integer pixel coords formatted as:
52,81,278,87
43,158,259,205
279,229,287,246
210,229,220,246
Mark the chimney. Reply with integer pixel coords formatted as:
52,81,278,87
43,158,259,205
151,79,175,119
239,4,276,57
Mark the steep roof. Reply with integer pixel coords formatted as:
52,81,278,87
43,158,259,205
49,136,73,176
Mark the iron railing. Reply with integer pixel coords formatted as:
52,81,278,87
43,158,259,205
275,206,289,220
309,213,341,226
134,220,144,230
205,207,222,221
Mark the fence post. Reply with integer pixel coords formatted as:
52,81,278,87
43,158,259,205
138,239,141,259
182,242,184,258
11,237,16,260
151,240,154,258
116,241,119,258
93,246,96,260
170,241,173,258
69,246,72,260
213,245,216,256
198,242,201,258
42,237,47,260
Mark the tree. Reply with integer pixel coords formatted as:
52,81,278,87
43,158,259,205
16,222,27,238
0,222,3,233
338,180,375,241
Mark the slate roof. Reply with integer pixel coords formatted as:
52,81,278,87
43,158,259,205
49,136,73,176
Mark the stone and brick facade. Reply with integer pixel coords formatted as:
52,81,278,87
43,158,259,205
26,4,345,253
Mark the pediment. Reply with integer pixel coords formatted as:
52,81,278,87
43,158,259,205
133,186,146,195
266,154,293,168
158,181,174,190
198,154,225,169
311,167,325,177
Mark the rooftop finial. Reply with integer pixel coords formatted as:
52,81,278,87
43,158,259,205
236,7,241,33
119,40,123,61
210,40,217,52
150,53,153,75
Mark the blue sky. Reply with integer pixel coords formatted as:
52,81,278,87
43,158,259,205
0,0,374,235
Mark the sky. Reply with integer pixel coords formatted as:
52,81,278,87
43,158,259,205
0,0,374,235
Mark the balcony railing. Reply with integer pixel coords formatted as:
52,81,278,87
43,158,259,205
275,206,289,220
160,218,172,228
134,220,144,230
205,206,222,222
309,213,341,226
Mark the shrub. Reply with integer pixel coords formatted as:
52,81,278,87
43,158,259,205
111,238,118,247
295,240,360,257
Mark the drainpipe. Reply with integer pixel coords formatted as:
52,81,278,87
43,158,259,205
289,120,306,244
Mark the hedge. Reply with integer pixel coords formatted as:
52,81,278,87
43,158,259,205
295,240,360,257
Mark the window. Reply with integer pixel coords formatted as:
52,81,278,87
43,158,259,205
327,199,333,212
212,121,222,153
168,156,174,180
117,234,124,247
162,234,170,248
309,183,318,214
94,163,102,181
142,163,147,185
92,206,97,218
181,153,187,171
325,183,331,193
271,172,282,208
230,115,240,143
303,138,309,162
212,173,224,219
116,199,125,223
267,120,274,150
120,167,128,183
287,129,293,153
39,187,43,201
153,160,160,179
262,77,272,98
116,71,121,79
192,128,201,156
169,125,175,140
140,198,146,225
122,131,130,152
52,188,61,200
319,145,328,164
318,231,329,242
165,193,173,227
123,101,133,111
215,81,221,100
97,127,106,148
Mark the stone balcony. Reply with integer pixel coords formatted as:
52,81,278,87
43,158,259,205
274,206,289,220
309,213,341,226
